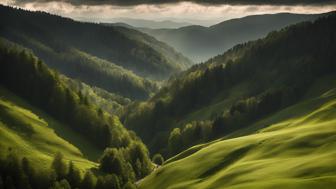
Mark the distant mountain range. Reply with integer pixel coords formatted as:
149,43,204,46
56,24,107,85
108,18,192,29
139,13,327,62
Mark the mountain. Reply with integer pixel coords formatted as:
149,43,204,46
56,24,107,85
0,38,153,188
0,5,192,99
122,13,336,158
109,18,192,29
141,13,325,62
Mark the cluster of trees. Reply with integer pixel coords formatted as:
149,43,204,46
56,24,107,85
63,76,131,114
98,141,153,186
168,121,212,156
0,38,153,185
167,90,283,156
124,13,336,158
0,150,138,189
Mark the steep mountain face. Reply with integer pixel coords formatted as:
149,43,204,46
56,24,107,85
0,5,192,99
141,13,323,62
122,13,336,157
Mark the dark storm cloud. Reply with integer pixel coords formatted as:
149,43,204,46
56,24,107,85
13,0,336,6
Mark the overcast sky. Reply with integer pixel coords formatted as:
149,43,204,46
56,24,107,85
1,0,335,26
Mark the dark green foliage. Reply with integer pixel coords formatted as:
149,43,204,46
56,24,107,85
51,152,67,180
98,141,153,186
100,148,125,176
95,174,121,189
124,13,336,158
168,121,212,156
168,128,182,155
0,152,94,189
49,179,71,189
0,153,47,189
212,90,283,138
66,161,81,188
0,5,192,99
21,157,36,188
127,141,153,179
122,182,137,189
81,171,96,189
152,154,164,165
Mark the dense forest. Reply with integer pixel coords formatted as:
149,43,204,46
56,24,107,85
122,13,336,157
0,5,192,99
0,38,153,188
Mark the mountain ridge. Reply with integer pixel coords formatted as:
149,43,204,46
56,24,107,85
141,12,328,62
0,5,192,99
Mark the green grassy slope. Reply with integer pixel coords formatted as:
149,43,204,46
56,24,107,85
0,87,98,172
139,79,336,189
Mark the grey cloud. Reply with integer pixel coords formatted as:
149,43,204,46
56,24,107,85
12,0,336,6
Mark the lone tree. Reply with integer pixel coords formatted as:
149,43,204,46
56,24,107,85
67,161,81,188
152,154,164,166
81,170,96,189
51,152,67,179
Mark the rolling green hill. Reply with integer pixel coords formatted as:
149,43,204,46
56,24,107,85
122,13,336,158
0,5,192,99
139,76,336,189
0,86,98,171
141,13,324,62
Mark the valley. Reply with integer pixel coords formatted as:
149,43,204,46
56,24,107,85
0,3,335,189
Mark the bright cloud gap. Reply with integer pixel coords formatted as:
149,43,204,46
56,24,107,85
1,0,336,26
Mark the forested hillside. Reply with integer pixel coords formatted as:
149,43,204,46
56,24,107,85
0,5,192,99
0,38,153,188
122,13,336,158
140,75,336,189
1,3,335,189
142,13,323,62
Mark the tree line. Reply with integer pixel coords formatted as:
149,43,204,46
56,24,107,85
0,149,141,189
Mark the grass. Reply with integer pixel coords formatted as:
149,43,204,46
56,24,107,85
139,77,336,189
0,87,99,172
